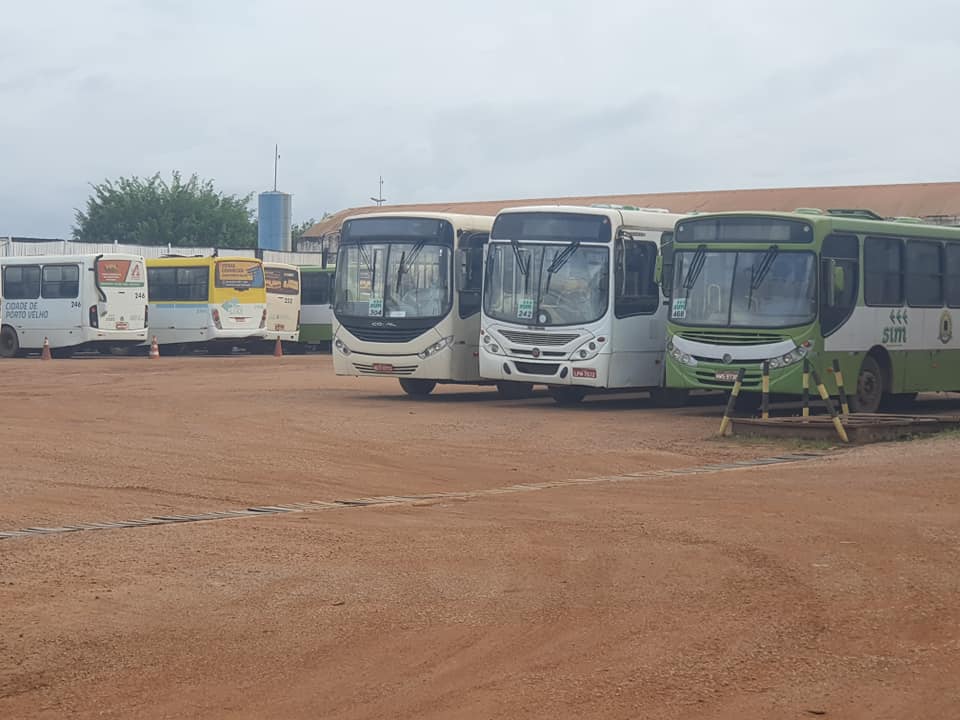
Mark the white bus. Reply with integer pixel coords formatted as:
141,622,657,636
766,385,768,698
480,205,687,405
0,253,148,358
262,262,301,352
333,212,532,397
145,256,267,354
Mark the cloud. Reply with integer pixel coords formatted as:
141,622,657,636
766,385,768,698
2,0,959,236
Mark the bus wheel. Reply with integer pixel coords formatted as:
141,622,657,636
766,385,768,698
650,387,689,408
399,379,437,397
549,387,587,406
496,382,534,400
0,326,19,358
850,356,884,414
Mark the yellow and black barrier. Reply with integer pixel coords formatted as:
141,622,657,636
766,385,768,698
832,359,850,416
761,360,770,420
801,359,810,418
809,367,850,443
718,367,746,436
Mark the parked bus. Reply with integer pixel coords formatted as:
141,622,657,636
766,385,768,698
664,209,960,412
480,205,687,405
299,265,335,351
0,254,148,357
261,262,301,352
145,256,267,353
332,212,529,396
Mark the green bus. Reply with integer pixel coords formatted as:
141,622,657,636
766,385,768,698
664,209,960,412
299,265,335,350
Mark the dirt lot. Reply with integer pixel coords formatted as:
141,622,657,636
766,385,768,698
1,356,959,719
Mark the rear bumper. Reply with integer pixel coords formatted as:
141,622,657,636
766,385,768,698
264,330,300,343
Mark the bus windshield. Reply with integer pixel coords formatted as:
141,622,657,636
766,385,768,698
334,242,450,319
484,242,609,326
215,261,264,290
671,249,817,328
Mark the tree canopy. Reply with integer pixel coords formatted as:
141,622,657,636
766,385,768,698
73,172,257,247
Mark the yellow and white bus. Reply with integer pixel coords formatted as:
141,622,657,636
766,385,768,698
1,253,149,358
262,262,301,352
145,256,267,353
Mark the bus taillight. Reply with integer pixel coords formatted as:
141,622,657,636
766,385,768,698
144,305,149,325
296,310,301,330
260,309,267,329
211,308,222,329
89,305,99,328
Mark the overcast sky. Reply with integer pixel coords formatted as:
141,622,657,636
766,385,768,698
3,0,959,236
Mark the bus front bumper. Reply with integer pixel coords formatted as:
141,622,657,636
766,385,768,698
479,347,610,388
666,354,808,393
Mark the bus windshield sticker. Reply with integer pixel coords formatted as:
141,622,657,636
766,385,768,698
671,298,687,319
368,297,383,316
388,310,406,318
517,297,535,320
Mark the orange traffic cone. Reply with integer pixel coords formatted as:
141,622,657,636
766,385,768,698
273,336,283,357
40,337,52,361
149,336,160,359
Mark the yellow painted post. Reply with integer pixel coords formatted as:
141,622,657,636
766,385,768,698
802,358,810,418
761,360,770,420
718,367,746,436
832,358,850,416
809,367,849,443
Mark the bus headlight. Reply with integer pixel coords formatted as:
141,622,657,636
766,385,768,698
334,337,351,356
418,335,453,360
571,336,605,361
481,331,504,355
768,344,809,369
667,338,697,367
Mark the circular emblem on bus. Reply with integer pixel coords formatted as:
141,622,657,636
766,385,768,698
538,312,548,325
939,310,953,344
532,348,541,358
722,353,733,365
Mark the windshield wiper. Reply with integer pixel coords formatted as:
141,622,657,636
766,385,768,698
395,240,426,293
543,241,580,295
750,245,779,290
510,238,529,276
681,244,708,291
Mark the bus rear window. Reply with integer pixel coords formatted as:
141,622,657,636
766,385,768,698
215,261,264,290
265,267,300,295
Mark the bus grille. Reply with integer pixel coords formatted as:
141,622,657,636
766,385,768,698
676,330,787,346
341,325,429,343
353,363,419,376
499,330,579,346
514,362,561,376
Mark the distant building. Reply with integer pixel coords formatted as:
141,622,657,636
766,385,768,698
300,181,960,245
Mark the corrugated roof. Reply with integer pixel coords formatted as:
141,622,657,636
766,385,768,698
302,182,960,238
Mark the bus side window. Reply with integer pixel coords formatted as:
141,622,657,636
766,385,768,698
614,239,659,318
820,234,859,336
458,233,488,319
864,236,903,307
3,265,41,300
41,265,80,299
946,244,960,309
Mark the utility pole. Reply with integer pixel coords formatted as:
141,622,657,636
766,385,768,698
370,175,385,206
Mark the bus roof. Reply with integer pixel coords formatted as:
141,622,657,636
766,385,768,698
146,255,261,266
343,211,495,228
298,265,336,272
263,261,298,271
676,210,960,241
1,253,146,264
498,204,685,231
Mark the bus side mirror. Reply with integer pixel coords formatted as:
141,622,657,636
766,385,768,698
654,256,663,284
825,260,845,306
456,248,470,290
833,264,846,293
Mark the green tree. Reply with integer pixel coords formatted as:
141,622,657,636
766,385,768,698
292,217,317,243
73,172,257,247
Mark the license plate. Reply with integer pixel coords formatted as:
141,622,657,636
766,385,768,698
572,367,597,379
372,363,394,373
714,371,740,382
115,321,128,330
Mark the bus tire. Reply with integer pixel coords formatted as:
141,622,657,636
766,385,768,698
549,387,587,406
399,379,437,396
496,382,534,400
0,326,19,358
650,387,689,408
850,356,884,414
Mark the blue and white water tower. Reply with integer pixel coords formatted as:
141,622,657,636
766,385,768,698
258,191,292,251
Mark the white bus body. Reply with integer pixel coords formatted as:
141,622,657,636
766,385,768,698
0,254,148,357
264,263,301,345
480,205,686,405
333,212,516,397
